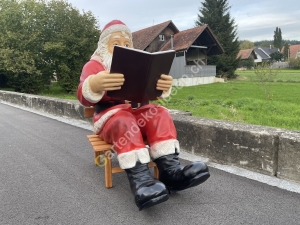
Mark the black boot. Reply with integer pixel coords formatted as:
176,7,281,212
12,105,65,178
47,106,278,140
125,161,169,211
154,153,210,192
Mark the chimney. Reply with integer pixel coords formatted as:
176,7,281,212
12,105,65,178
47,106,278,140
171,35,174,49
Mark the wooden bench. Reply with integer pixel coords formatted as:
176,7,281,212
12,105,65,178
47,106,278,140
84,107,159,188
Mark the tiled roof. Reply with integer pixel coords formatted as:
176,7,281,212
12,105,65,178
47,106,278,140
237,49,257,59
132,20,179,50
254,48,270,60
159,25,224,54
281,44,300,58
260,47,279,56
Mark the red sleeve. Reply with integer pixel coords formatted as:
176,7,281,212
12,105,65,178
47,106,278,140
77,60,123,106
77,60,104,106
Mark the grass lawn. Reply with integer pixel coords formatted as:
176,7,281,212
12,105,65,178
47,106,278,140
157,69,300,131
235,69,300,82
158,82,300,131
39,82,77,100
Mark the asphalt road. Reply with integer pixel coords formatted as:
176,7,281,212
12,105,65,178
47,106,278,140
1,103,300,225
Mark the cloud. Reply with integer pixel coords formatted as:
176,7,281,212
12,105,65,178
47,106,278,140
67,0,300,41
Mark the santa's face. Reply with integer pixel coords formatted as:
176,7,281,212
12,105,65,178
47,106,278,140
107,31,133,54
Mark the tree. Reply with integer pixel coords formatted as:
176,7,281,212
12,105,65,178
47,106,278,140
240,40,254,50
273,27,282,49
0,0,44,93
42,0,100,92
283,42,290,61
241,56,255,69
289,58,300,69
270,51,284,62
0,0,99,93
195,0,240,79
259,41,273,48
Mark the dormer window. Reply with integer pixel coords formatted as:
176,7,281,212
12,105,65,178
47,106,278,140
159,34,165,41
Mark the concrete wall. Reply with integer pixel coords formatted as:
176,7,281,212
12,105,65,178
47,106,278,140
172,76,215,86
1,90,299,183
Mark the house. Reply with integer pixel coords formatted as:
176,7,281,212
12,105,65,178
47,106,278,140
132,21,224,86
253,47,279,63
281,44,300,59
133,20,179,52
236,49,257,68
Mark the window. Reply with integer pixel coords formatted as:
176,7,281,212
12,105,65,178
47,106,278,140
159,34,165,41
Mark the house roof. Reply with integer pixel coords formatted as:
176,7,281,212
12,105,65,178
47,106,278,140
281,44,300,58
237,49,257,60
254,47,279,60
132,20,179,50
159,25,224,55
260,47,279,56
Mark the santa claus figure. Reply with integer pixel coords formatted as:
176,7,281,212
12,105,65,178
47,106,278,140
77,20,210,210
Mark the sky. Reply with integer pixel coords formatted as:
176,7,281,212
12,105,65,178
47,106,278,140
68,0,300,42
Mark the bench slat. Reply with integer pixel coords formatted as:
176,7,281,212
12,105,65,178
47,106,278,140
84,107,95,118
93,145,113,151
90,141,109,146
87,134,99,138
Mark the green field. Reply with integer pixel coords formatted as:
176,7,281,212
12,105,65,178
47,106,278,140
159,69,300,131
235,69,300,82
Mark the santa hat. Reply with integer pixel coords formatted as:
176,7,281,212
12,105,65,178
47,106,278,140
99,20,132,41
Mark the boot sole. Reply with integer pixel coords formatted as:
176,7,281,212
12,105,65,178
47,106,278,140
167,172,210,192
138,194,169,211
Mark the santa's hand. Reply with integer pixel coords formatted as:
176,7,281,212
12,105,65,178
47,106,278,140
156,74,172,91
89,71,124,93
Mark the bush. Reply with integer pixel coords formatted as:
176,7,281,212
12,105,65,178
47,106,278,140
289,58,300,69
0,48,44,94
7,72,43,94
0,73,8,87
242,56,255,70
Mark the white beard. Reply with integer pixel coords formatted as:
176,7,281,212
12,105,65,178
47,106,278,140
91,35,113,71
101,51,112,71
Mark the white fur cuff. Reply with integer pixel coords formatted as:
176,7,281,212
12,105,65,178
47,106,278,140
149,139,180,160
93,108,122,134
82,76,104,103
117,148,151,169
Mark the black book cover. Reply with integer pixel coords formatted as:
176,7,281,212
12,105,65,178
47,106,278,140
107,46,175,102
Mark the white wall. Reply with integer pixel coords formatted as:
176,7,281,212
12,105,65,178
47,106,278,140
172,76,216,86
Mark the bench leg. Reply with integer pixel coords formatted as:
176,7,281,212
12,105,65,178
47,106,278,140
94,152,100,165
105,156,113,188
153,165,159,179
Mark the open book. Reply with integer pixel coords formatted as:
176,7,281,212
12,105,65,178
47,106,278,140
107,46,175,102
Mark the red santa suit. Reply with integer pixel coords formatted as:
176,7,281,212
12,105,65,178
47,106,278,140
77,21,180,169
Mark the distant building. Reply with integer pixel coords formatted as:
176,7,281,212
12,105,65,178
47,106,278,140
132,20,224,86
253,47,280,63
281,44,300,59
236,49,257,68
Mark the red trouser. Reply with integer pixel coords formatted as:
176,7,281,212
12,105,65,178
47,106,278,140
98,104,177,155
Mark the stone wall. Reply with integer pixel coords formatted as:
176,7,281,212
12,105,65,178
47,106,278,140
1,90,299,183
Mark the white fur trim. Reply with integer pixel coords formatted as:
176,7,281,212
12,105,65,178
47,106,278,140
160,86,172,99
100,24,132,42
149,139,180,160
82,76,105,103
93,108,122,134
117,148,151,169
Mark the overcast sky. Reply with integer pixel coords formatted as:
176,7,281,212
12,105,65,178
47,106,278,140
68,0,300,42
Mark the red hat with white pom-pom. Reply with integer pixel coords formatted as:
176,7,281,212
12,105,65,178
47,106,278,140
100,20,132,41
